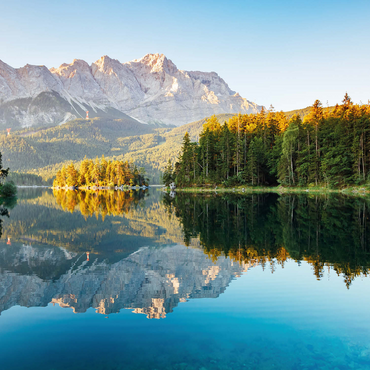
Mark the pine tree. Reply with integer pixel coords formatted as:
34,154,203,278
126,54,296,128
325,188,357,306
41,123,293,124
305,100,323,185
219,123,232,181
78,157,91,186
91,157,101,185
100,155,108,185
66,163,78,187
199,128,216,182
178,132,193,185
162,159,174,186
247,137,265,185
279,117,300,185
60,166,67,186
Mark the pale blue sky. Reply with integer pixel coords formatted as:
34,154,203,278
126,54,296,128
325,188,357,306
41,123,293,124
1,0,369,110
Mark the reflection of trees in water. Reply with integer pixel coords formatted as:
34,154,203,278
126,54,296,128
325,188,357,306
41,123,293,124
164,193,370,287
0,196,17,240
53,189,147,219
3,190,179,255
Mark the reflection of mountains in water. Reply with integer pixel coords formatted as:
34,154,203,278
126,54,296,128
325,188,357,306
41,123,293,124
0,243,250,319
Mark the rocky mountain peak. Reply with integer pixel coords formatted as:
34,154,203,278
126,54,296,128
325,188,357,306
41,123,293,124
95,55,118,66
93,55,125,74
129,53,178,75
51,59,91,78
15,63,62,98
0,54,263,128
18,63,50,76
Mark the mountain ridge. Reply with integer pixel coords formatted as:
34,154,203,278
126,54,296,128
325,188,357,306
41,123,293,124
0,54,263,128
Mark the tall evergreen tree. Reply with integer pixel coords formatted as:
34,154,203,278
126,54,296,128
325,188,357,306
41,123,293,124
162,159,174,186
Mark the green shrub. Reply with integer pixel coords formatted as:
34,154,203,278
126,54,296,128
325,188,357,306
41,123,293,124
0,181,17,197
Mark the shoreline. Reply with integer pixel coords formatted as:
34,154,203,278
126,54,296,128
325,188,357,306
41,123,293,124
16,185,153,190
51,185,149,191
170,185,370,196
16,185,50,188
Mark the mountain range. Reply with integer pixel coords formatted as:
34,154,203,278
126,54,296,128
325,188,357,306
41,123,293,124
0,53,262,128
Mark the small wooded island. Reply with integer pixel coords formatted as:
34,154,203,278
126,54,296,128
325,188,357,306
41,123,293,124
53,156,149,189
165,95,370,190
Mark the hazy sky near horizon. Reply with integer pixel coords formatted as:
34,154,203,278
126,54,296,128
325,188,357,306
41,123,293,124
1,0,369,111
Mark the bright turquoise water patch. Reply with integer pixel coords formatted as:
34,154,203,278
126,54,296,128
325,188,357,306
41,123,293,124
0,189,369,369
0,261,369,370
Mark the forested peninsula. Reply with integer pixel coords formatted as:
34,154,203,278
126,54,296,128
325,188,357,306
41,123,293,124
53,156,149,188
167,94,370,189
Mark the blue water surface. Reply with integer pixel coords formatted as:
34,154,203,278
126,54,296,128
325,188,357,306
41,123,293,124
0,189,369,370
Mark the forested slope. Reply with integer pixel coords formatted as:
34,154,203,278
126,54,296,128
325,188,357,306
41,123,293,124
0,117,168,183
173,95,370,188
0,113,233,184
0,106,338,185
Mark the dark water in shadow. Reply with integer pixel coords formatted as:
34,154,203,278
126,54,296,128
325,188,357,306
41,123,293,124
0,188,369,370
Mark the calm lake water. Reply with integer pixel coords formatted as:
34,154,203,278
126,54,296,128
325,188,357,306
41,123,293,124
0,188,369,370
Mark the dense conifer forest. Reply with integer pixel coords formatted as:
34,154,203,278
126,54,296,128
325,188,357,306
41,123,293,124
169,95,370,188
53,156,149,188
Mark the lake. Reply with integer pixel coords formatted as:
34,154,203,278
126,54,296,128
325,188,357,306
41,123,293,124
0,188,369,370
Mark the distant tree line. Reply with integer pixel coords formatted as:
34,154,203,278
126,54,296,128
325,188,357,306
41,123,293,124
53,156,149,188
166,94,370,188
8,172,52,186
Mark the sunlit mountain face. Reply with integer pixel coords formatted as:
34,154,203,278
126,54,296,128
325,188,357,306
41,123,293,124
0,54,262,129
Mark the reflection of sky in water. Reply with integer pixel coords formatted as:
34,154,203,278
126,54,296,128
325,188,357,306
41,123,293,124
0,189,369,369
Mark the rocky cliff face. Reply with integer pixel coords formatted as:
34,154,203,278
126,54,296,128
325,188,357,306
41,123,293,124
0,244,253,319
0,54,263,128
